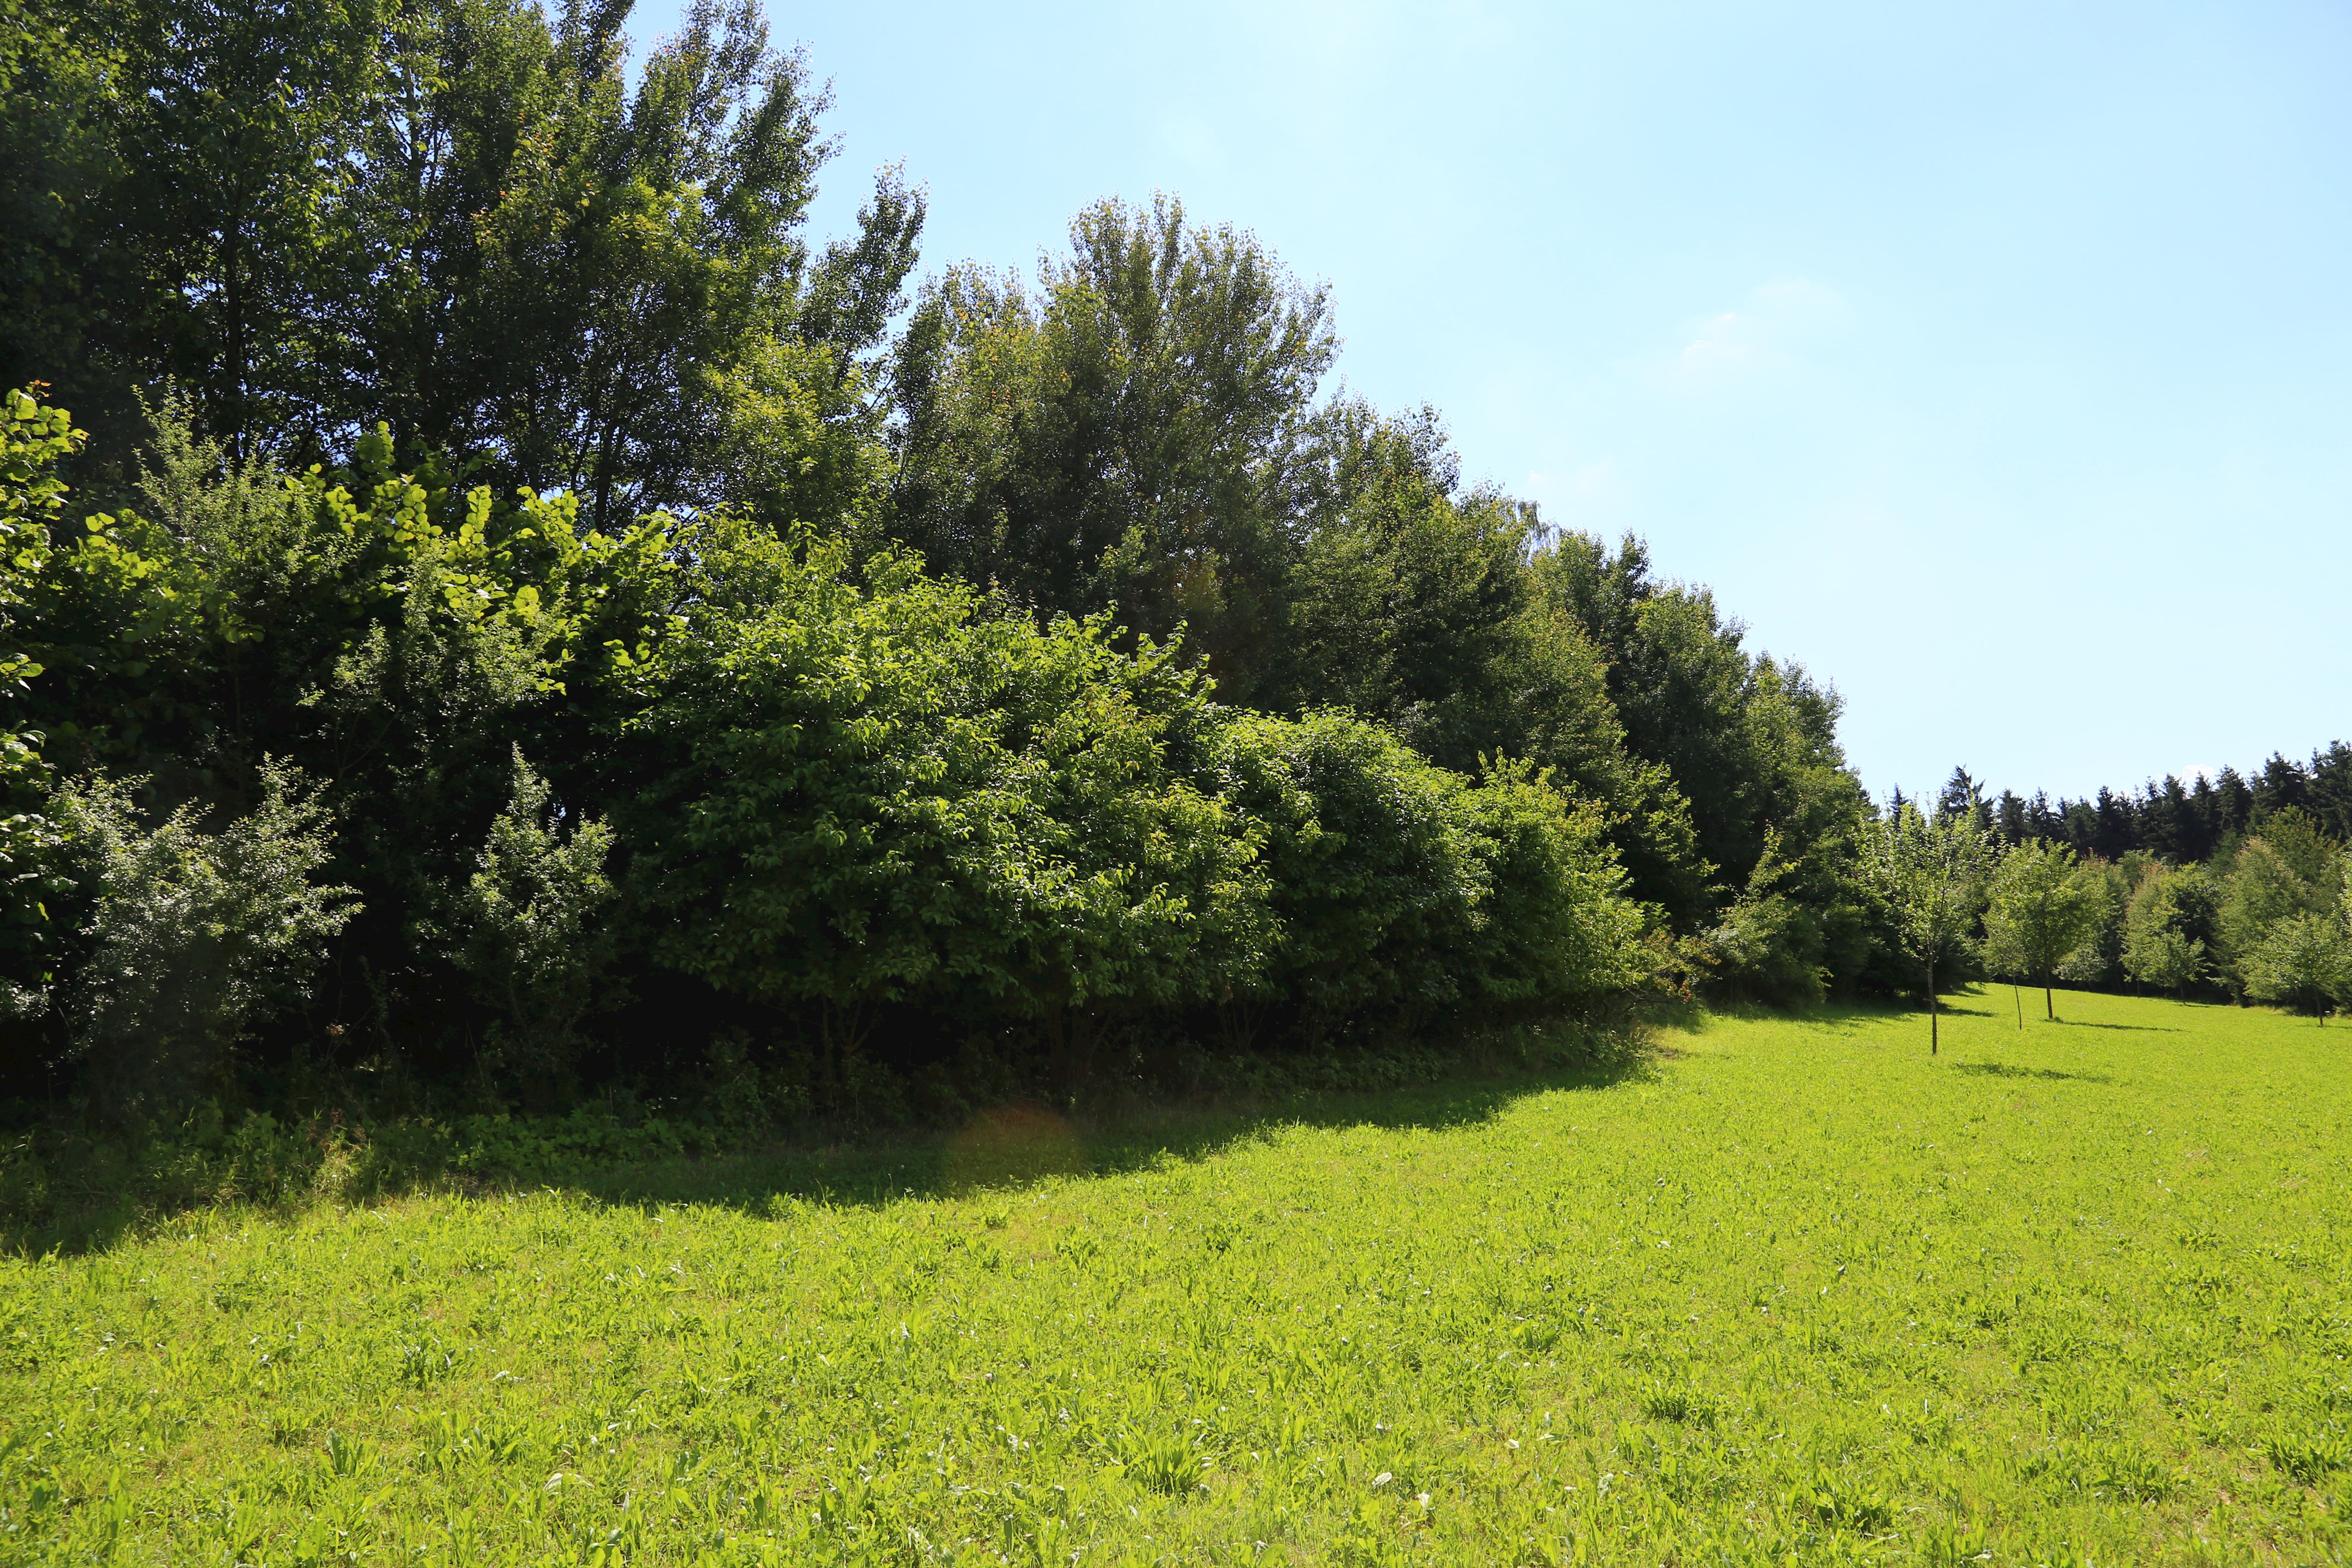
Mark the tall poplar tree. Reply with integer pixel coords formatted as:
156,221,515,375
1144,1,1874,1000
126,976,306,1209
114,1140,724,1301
887,195,1333,690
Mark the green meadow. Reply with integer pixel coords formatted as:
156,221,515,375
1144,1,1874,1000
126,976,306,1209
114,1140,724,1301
4,988,2348,1566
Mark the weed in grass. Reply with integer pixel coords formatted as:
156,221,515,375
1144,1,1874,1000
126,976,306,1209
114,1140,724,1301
2266,1428,2350,1484
1921,1520,1990,1563
1780,1464,1894,1534
323,1428,369,1478
1636,1381,1718,1428
1100,1427,1214,1496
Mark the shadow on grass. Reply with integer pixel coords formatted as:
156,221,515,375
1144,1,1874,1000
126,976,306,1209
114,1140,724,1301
1700,990,2176,1041
1657,994,1997,1037
1949,1061,2118,1086
2,1038,1657,1256
578,1055,1651,1215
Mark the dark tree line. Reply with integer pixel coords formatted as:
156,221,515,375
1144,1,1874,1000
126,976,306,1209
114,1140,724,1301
1980,746,2352,864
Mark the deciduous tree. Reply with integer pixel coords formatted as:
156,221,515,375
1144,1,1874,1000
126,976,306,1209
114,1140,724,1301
2122,862,2213,996
1984,839,2103,1020
1860,793,1995,1053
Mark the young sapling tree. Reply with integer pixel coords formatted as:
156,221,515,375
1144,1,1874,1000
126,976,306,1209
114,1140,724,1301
1984,839,2103,1021
1860,792,1996,1054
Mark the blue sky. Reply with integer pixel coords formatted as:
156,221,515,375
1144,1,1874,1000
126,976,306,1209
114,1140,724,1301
632,0,2351,804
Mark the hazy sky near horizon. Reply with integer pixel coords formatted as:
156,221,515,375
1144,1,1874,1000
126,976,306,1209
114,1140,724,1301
630,0,2351,804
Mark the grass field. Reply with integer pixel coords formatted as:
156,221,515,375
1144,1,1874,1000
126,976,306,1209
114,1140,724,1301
3,987,2349,1566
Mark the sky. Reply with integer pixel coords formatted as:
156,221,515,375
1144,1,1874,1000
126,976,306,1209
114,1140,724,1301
629,0,2352,804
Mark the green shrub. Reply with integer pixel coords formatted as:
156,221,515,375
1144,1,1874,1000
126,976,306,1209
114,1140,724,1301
1,384,1653,1110
2053,857,2128,986
619,524,1276,1054
616,523,1639,1073
446,748,618,1104
1212,714,1639,1042
1211,710,1482,1042
0,390,74,1001
50,762,355,1123
1703,828,1830,1006
1453,756,1645,1015
2219,812,2345,996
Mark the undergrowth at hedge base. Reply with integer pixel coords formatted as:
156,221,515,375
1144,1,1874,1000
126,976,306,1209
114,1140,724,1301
0,1018,1638,1257
3,988,2348,1565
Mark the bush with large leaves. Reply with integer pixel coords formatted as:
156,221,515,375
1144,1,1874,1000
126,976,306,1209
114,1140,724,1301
616,521,1274,1064
612,520,1642,1079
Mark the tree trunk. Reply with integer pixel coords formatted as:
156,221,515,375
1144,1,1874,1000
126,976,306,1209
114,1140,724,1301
2044,981,2055,1022
1928,957,1938,1055
2014,984,2022,1031
222,195,248,464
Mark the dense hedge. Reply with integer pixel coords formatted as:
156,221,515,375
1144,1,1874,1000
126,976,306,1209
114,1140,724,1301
0,393,1644,1124
620,517,1639,1075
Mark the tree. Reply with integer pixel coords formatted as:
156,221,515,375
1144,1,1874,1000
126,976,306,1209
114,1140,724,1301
1859,792,1996,1052
887,195,1333,691
2311,742,2352,842
1530,529,1865,931
1937,767,1993,834
1266,408,1711,921
2122,862,2212,996
355,0,921,531
1983,839,2102,1020
2243,912,2350,1019
112,0,397,464
0,0,130,436
1269,415,1526,759
2218,810,2343,997
2053,855,2128,988
2,0,919,521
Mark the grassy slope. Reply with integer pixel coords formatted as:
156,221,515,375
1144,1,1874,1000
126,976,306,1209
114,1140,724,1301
3,988,2349,1566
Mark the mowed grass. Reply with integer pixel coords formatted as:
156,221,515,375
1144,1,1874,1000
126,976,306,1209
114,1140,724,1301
5,989,2350,1566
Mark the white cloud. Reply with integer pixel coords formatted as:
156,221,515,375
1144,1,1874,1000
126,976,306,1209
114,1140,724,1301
1677,309,1753,376
1669,278,1853,389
